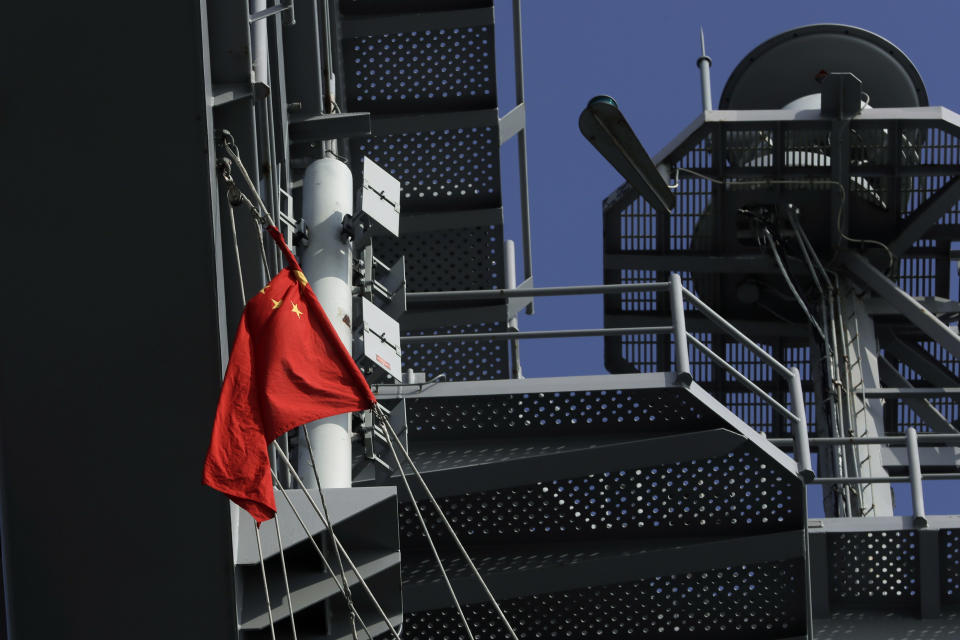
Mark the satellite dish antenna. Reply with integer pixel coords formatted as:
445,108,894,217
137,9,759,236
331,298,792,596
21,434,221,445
719,24,927,109
579,95,676,213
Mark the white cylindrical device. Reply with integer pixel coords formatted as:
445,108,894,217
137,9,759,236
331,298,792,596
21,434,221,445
251,0,269,84
298,157,354,488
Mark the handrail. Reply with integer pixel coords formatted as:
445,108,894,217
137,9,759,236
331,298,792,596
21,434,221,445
400,326,673,344
406,281,668,302
680,286,795,380
685,334,798,423
397,273,950,523
398,273,815,479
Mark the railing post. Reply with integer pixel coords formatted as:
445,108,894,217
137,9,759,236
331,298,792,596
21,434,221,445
906,426,928,528
789,367,814,482
669,273,692,386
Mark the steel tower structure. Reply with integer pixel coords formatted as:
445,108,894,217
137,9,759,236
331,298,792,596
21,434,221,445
3,3,960,640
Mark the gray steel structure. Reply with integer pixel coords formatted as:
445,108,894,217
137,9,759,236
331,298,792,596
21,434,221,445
1,6,958,640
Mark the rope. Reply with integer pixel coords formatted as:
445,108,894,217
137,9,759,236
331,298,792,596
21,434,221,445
251,216,273,283
272,515,298,640
381,416,476,640
222,133,277,227
374,405,520,640
269,467,378,640
254,522,278,640
227,203,247,302
299,425,354,618
272,446,404,640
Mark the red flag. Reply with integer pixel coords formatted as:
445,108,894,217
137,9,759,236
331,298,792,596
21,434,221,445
202,226,376,523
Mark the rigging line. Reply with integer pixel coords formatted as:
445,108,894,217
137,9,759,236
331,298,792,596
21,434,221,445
374,405,520,640
271,446,404,640
254,522,278,640
251,216,273,282
298,426,353,606
222,141,277,228
762,227,827,343
227,202,247,302
381,417,477,640
269,470,378,640
273,514,299,640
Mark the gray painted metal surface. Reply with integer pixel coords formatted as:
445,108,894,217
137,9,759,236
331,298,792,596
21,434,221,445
1,3,238,638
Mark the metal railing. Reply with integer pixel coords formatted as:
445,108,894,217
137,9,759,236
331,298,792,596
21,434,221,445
405,275,960,526
403,273,815,480
770,430,960,527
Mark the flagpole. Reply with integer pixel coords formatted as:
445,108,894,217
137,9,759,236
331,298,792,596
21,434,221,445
298,156,355,488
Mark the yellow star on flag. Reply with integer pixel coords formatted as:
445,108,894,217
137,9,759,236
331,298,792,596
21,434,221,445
259,283,270,295
271,298,281,310
290,302,303,319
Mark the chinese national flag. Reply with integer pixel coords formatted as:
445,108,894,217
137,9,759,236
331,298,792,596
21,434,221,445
202,226,376,523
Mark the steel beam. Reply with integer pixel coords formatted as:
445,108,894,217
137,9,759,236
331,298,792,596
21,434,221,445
399,325,673,344
807,515,960,532
862,387,960,398
408,281,667,303
877,356,957,433
867,295,960,317
881,445,960,470
289,111,372,142
604,252,785,273
813,614,960,637
879,330,960,387
604,312,811,337
889,175,960,255
842,250,960,362
372,372,678,400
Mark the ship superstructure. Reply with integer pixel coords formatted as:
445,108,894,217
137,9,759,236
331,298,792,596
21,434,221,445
1,3,959,640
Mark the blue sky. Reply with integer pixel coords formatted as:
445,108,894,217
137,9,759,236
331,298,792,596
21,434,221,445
491,2,960,515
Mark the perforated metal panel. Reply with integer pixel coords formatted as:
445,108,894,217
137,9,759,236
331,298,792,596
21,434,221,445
945,529,960,604
355,127,501,211
399,443,802,546
345,26,495,114
405,386,708,439
829,530,919,606
375,225,504,292
402,323,510,381
403,558,805,639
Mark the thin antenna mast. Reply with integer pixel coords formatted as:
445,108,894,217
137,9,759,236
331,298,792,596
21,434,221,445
696,27,713,111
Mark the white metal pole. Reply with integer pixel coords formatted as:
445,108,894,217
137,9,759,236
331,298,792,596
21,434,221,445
669,273,692,385
251,0,269,85
298,157,354,488
504,239,522,378
906,427,928,528
696,27,713,112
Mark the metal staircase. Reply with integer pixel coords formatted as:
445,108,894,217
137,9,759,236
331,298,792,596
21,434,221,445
372,371,809,639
